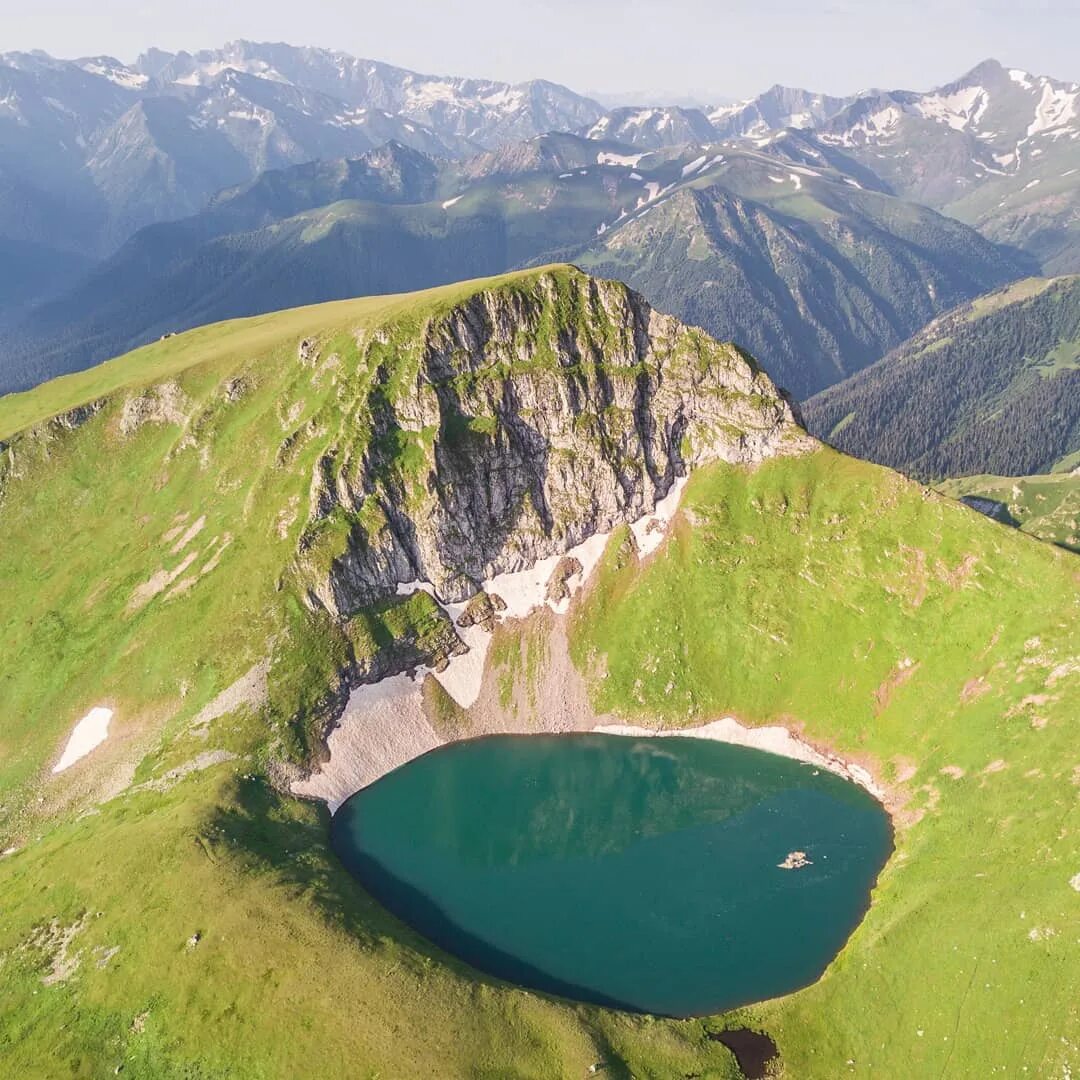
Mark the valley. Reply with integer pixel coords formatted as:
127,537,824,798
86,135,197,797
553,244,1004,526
804,274,1080,479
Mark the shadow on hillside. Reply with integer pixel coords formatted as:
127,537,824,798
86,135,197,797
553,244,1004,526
206,774,654,1076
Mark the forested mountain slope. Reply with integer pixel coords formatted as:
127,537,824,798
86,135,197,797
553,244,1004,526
804,276,1080,479
6,138,1031,398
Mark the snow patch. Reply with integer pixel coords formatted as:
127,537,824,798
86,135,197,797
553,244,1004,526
1027,82,1079,137
291,674,440,812
226,107,270,127
80,62,149,90
593,717,886,802
597,150,645,167
639,180,662,204
821,105,902,147
915,85,990,131
393,476,688,712
394,512,634,711
630,477,687,557
296,477,695,809
626,109,662,129
680,154,708,177
53,708,113,773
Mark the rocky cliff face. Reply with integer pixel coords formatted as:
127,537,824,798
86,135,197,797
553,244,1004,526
295,269,811,616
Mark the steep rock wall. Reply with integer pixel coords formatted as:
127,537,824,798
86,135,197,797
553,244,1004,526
297,270,811,614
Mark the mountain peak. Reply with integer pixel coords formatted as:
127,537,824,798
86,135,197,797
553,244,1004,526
959,57,1006,82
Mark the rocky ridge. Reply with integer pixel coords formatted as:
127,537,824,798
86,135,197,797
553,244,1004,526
291,269,811,620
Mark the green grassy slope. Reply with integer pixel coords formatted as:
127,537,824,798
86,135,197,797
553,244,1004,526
1,271,1077,1078
570,450,1080,1078
804,275,1080,479
0,275,521,440
937,471,1080,553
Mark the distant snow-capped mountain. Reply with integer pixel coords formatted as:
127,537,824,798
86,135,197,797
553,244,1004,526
708,85,856,139
582,84,857,148
818,59,1079,149
813,59,1080,269
585,59,1079,163
585,106,718,148
0,41,605,255
579,60,1080,272
131,40,604,150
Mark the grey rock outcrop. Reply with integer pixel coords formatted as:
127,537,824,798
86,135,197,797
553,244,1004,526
296,269,812,617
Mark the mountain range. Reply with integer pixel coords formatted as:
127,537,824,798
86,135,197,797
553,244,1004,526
3,134,1030,399
0,41,602,273
3,42,1080,460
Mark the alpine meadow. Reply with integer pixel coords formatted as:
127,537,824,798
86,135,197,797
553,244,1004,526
0,14,1078,1080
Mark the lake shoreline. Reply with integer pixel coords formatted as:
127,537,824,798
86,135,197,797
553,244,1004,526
293,468,901,825
593,717,890,807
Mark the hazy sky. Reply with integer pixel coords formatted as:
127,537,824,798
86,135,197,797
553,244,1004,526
5,0,1079,100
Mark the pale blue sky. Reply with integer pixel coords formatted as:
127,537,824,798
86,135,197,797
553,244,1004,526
4,0,1078,99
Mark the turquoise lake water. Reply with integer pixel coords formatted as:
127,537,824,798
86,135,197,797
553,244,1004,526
332,733,892,1017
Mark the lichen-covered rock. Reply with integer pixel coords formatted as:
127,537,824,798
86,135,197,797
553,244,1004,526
546,556,583,605
295,269,813,616
119,382,189,436
457,590,507,632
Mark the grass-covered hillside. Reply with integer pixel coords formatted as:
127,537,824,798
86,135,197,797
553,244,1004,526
0,268,1077,1078
568,450,1079,1078
937,470,1080,553
804,275,1080,480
